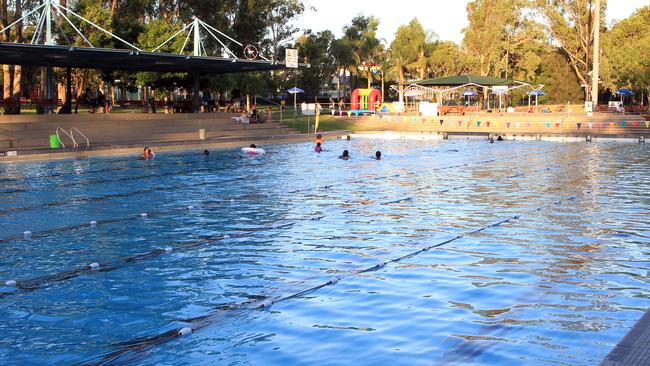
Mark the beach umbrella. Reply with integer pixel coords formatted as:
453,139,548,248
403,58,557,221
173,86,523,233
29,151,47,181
616,89,634,106
528,90,545,112
461,89,477,106
287,87,304,116
287,87,305,94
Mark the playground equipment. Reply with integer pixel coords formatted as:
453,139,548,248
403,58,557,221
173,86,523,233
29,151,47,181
350,88,382,113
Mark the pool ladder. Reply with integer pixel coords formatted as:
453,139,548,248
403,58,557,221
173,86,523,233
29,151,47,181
56,127,90,148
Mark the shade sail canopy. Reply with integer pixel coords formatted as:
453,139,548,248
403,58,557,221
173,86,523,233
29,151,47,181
287,87,305,94
461,89,478,96
616,89,634,96
411,75,525,87
528,90,545,96
0,42,291,74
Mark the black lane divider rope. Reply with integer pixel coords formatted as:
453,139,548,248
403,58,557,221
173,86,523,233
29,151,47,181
80,194,580,366
0,165,216,195
0,217,316,299
0,153,246,196
0,154,521,237
0,152,224,184
376,160,583,207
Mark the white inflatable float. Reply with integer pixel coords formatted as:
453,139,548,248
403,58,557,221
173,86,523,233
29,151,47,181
241,147,266,155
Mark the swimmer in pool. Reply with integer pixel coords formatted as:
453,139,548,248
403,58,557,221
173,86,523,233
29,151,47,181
339,150,349,160
143,146,155,159
315,134,323,144
497,135,504,141
203,150,209,156
250,144,257,148
315,142,322,153
375,151,381,160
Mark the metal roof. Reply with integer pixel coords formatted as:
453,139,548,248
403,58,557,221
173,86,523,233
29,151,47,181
412,75,524,87
0,42,289,73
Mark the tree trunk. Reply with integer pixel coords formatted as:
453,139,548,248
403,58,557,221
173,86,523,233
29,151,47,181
336,66,341,100
398,67,405,103
2,65,10,101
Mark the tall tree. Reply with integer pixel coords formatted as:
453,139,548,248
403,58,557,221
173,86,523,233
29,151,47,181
330,37,355,99
601,5,650,96
390,18,434,101
536,0,607,90
463,0,520,76
343,15,382,89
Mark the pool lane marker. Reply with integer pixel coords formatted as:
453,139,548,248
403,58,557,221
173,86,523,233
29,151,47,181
0,152,233,185
0,154,525,244
80,194,581,366
0,217,316,299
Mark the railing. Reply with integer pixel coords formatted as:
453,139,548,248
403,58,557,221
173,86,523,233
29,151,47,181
55,127,90,148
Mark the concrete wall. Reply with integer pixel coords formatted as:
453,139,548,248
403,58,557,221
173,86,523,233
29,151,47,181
0,113,295,150
348,113,650,137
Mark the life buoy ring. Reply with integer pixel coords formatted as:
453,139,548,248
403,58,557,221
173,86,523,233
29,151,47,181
241,147,266,155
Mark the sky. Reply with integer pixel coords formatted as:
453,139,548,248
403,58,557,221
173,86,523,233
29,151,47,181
294,0,650,45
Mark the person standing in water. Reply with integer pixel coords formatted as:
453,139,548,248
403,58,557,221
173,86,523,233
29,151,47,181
339,150,349,160
315,142,322,153
143,147,155,159
375,151,381,160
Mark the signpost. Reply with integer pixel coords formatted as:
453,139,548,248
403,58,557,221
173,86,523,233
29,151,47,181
285,49,298,69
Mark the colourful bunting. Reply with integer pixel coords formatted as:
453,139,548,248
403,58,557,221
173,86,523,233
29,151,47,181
588,122,593,129
387,116,392,122
633,121,639,128
458,120,462,127
621,121,626,128
507,122,511,128
646,121,650,128
526,123,531,128
545,122,550,128
476,121,481,127
515,122,521,129
439,120,444,126
555,122,560,128
577,122,582,129
486,121,491,127
609,122,615,128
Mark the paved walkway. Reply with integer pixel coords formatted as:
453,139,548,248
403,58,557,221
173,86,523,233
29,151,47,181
602,308,650,365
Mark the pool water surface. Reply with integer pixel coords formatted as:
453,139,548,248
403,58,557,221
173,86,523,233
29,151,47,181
0,138,649,365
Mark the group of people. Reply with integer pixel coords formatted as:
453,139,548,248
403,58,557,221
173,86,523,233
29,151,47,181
76,87,109,113
314,134,381,160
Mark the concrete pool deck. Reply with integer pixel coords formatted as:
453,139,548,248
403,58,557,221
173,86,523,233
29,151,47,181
1,110,648,163
601,308,650,366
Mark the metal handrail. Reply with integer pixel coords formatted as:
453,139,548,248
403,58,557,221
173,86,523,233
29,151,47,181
54,127,90,149
70,127,89,148
55,127,75,148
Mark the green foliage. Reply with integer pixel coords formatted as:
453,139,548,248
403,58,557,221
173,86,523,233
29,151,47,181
602,6,650,92
533,48,584,104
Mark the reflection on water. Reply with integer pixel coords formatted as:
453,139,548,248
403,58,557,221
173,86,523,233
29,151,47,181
0,139,648,365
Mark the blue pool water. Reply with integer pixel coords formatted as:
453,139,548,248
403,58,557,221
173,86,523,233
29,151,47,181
0,138,649,365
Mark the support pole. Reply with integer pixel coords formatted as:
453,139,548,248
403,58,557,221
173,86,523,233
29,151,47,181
193,18,201,56
591,0,601,111
45,65,54,114
45,0,53,45
193,72,200,92
63,67,72,114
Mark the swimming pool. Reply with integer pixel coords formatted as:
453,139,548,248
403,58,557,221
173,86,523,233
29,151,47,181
0,138,648,365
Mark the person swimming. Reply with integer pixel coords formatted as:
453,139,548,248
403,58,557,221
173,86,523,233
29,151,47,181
375,151,381,160
203,150,209,156
339,149,349,160
315,134,323,144
143,146,155,159
315,142,322,153
497,135,504,141
250,144,257,148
